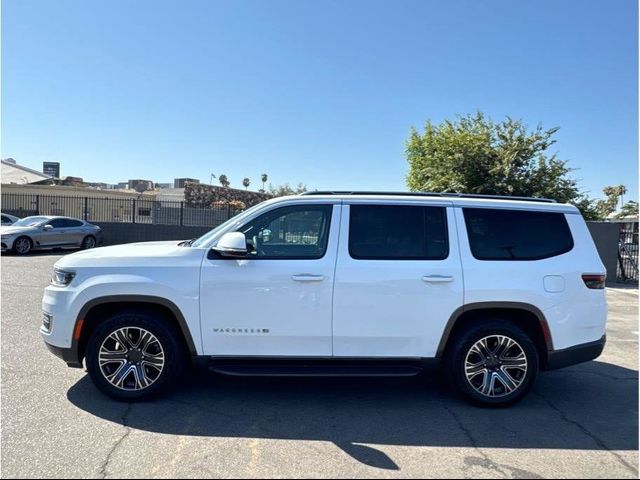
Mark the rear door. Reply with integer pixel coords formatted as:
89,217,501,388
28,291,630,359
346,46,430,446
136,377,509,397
332,201,464,358
63,219,87,246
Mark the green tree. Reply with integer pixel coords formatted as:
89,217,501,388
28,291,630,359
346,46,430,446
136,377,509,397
242,177,251,190
218,174,230,188
405,112,592,214
616,200,638,219
572,195,601,221
596,185,628,219
268,182,307,197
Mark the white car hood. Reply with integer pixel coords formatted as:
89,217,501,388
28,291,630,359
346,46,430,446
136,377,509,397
55,240,206,268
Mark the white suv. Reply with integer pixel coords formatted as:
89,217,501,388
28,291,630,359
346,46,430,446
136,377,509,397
41,192,607,406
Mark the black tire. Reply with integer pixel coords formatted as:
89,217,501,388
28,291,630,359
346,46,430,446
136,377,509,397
13,236,33,255
445,320,539,407
85,310,186,401
81,235,96,250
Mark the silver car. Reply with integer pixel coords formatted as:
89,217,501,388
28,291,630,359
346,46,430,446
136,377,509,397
1,213,20,226
0,216,104,255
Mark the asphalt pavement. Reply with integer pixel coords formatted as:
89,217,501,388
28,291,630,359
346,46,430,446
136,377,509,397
1,252,638,478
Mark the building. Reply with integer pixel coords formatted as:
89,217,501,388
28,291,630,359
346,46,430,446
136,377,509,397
155,188,186,205
174,178,200,188
1,159,55,185
1,183,158,222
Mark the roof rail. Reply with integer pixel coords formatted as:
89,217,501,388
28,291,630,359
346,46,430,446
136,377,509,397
300,191,557,203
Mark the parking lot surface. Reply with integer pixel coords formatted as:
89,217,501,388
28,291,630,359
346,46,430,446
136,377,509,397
1,253,638,478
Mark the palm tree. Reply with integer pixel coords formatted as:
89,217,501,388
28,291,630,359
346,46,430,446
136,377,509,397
261,173,268,192
618,185,627,210
242,177,250,190
218,174,230,188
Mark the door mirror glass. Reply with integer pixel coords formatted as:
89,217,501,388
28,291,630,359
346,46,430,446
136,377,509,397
212,232,248,257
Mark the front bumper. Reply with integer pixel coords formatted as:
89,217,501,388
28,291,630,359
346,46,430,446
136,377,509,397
545,335,606,370
41,284,83,367
1,237,15,252
44,341,83,368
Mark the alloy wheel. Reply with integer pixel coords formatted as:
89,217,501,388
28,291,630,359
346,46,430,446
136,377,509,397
83,237,96,249
14,238,31,254
464,335,528,398
98,327,165,391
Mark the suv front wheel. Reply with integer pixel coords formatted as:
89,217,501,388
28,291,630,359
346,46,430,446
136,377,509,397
85,311,186,401
446,320,539,407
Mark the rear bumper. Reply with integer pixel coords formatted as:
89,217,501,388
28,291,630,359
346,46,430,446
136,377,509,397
545,335,606,371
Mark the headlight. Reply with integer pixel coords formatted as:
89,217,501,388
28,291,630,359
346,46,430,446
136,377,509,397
51,269,76,287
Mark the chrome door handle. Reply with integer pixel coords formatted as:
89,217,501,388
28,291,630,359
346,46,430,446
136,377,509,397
422,275,454,283
292,275,325,282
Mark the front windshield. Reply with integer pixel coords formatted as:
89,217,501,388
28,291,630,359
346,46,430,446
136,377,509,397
11,216,48,227
190,202,268,248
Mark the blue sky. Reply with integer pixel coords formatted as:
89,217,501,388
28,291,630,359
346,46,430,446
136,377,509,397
2,0,637,201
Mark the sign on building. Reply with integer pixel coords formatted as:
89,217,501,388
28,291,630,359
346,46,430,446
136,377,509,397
43,162,60,178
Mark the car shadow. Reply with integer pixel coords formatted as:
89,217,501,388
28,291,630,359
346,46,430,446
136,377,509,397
67,361,638,470
1,249,73,257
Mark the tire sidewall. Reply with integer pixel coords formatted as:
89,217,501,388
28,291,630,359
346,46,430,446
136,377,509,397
447,322,539,407
85,312,185,401
81,235,96,250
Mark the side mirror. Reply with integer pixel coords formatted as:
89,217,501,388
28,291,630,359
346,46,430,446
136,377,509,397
212,232,248,257
43,224,54,231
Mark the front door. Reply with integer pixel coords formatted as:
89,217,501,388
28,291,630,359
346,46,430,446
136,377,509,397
332,202,464,358
37,218,71,247
200,202,341,357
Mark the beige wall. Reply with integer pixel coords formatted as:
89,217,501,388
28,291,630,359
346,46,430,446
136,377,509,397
1,183,156,199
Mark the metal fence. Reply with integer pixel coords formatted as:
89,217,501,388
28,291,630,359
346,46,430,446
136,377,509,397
617,220,639,283
1,192,240,227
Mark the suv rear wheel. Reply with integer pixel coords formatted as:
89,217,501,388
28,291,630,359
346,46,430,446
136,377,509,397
85,311,186,401
446,320,539,407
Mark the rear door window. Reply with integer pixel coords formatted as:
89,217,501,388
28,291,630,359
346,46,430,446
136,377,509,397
349,205,449,260
65,219,84,227
463,208,574,260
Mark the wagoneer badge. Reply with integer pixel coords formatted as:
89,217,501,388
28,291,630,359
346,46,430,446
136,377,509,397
213,328,270,334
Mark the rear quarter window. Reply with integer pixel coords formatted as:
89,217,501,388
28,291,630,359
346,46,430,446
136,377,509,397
463,208,574,261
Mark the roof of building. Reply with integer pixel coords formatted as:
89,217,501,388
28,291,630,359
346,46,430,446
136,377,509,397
155,188,186,200
1,159,53,185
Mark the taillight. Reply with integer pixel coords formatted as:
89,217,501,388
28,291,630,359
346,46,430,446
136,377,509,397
582,274,606,289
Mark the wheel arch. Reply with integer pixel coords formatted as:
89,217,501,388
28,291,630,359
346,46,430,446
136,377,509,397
437,302,553,368
72,295,197,366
